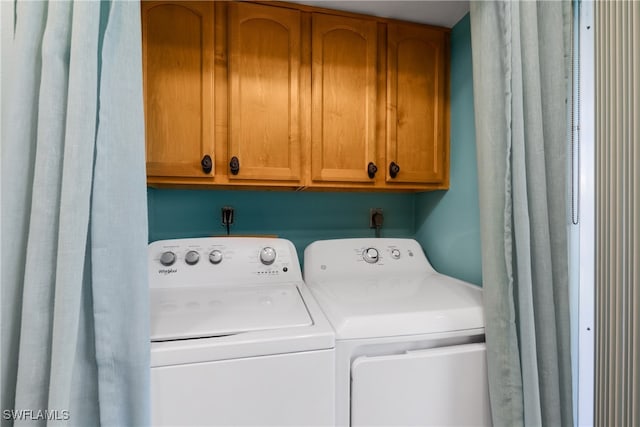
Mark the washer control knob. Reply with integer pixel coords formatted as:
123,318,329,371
160,251,176,266
391,249,401,259
260,247,277,265
185,250,200,265
363,248,379,264
209,250,223,264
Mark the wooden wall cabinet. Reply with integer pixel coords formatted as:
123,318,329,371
310,14,378,185
142,1,215,179
142,1,450,191
386,23,449,186
228,2,302,183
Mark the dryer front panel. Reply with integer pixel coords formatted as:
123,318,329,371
350,342,491,426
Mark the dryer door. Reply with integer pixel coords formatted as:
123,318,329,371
351,343,491,426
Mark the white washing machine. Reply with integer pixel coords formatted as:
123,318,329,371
149,237,335,426
304,238,491,427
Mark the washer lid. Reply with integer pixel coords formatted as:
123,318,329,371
306,272,484,340
150,284,312,342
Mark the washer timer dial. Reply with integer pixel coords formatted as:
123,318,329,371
363,248,379,264
259,247,277,265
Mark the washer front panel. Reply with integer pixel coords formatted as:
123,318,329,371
152,349,335,426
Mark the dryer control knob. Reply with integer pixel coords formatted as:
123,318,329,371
160,251,176,266
209,250,223,264
363,248,379,264
260,247,277,265
391,249,401,259
185,250,200,265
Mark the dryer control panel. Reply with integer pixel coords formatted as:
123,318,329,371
304,238,435,280
149,237,302,288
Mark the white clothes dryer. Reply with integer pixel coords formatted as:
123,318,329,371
304,238,491,427
149,237,335,426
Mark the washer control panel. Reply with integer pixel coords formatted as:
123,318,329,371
304,238,434,279
149,237,301,288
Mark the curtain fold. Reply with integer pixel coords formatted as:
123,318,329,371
470,2,573,426
1,1,149,426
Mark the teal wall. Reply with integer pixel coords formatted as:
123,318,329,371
148,189,415,260
148,14,480,279
415,14,482,286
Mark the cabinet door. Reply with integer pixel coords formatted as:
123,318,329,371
142,1,214,178
387,23,448,185
311,14,377,183
228,3,301,182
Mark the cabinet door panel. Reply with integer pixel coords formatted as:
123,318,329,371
387,24,448,184
229,3,301,182
142,1,214,178
311,14,377,183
